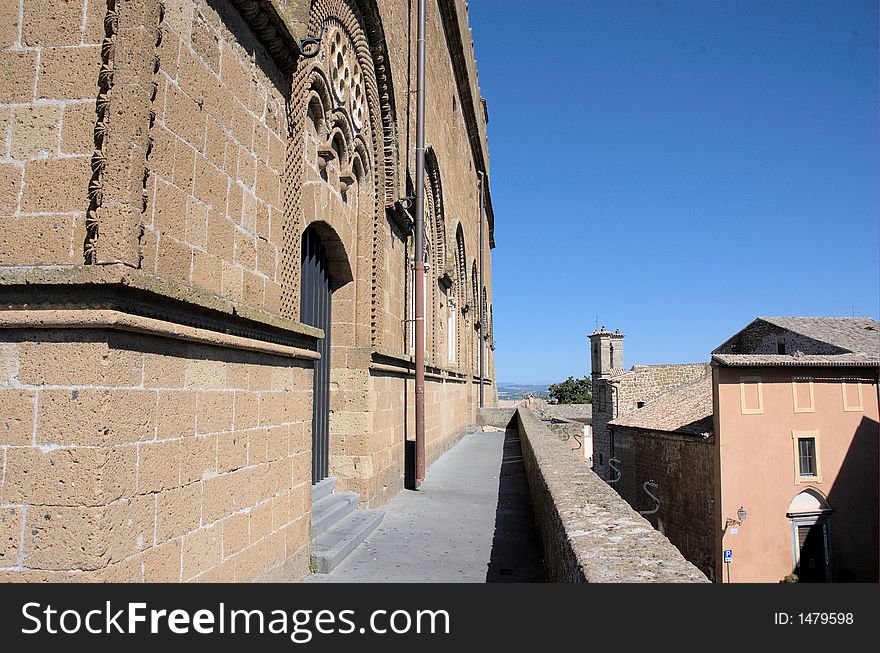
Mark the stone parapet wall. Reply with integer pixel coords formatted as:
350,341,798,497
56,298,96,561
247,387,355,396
477,406,515,429
515,407,708,583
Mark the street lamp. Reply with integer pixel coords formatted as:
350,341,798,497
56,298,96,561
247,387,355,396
724,505,747,531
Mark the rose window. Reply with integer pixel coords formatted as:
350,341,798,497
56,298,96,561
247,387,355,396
326,24,367,132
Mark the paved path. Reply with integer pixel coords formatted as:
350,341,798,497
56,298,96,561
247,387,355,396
302,428,545,583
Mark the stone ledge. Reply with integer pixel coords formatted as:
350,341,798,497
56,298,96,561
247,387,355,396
0,264,323,341
0,309,320,361
515,406,709,583
370,348,470,381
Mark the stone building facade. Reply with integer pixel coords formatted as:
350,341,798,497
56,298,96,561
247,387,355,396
607,376,716,579
711,317,878,582
588,327,708,481
0,0,496,581
604,317,879,583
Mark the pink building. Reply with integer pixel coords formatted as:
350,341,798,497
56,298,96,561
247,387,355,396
712,317,879,582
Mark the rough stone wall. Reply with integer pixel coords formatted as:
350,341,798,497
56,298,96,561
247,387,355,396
379,0,494,375
609,425,716,580
358,368,468,507
0,328,313,581
713,321,848,356
592,363,709,480
515,407,708,583
547,420,588,464
0,0,496,581
0,0,103,264
145,0,288,311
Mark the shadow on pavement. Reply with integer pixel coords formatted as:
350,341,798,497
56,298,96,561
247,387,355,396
486,427,546,582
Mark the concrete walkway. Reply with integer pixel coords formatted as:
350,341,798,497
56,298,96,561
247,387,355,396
302,428,545,583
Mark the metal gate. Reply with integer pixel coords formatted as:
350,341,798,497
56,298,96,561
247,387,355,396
300,226,331,484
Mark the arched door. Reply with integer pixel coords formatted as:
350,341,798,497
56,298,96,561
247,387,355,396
788,489,833,583
301,226,332,484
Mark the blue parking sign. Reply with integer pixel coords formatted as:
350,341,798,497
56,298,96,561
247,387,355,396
723,549,733,563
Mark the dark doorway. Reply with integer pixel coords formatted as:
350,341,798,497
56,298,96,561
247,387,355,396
796,522,829,583
301,226,332,485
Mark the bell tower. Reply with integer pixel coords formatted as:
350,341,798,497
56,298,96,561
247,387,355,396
589,326,625,378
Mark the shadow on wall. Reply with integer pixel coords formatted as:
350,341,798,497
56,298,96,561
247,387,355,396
485,426,546,582
816,415,879,582
207,0,292,96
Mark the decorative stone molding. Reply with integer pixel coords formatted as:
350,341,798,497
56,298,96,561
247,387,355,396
0,310,320,361
0,265,322,348
425,147,447,275
85,0,163,269
228,0,308,71
281,0,400,353
370,348,467,382
388,198,414,236
436,0,494,247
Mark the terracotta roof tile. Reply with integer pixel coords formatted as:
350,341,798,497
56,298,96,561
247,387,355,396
608,375,712,436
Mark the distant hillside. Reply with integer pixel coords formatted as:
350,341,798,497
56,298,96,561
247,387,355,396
497,382,550,401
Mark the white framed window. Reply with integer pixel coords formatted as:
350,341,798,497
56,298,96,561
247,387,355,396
792,430,823,484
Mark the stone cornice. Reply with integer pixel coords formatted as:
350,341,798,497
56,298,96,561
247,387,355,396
0,265,322,350
371,347,469,380
436,0,496,248
229,0,312,71
0,309,320,361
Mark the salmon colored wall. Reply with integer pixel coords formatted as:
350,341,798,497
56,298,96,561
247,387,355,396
715,366,879,582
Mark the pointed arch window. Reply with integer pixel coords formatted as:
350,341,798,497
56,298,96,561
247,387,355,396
471,261,479,326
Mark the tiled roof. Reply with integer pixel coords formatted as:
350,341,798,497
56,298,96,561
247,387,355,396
544,403,592,422
608,375,713,436
711,352,877,367
713,317,880,367
759,317,880,357
525,397,592,423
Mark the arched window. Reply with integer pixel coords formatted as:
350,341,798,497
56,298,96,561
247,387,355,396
481,286,488,335
455,225,467,303
489,304,493,341
283,6,400,352
454,224,467,365
425,148,446,274
471,260,479,325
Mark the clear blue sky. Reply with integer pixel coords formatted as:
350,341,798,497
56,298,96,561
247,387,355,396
467,0,880,384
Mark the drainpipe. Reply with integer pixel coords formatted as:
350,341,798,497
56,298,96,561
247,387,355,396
413,0,427,486
478,171,486,409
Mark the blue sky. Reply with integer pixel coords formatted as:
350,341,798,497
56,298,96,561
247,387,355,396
467,0,880,384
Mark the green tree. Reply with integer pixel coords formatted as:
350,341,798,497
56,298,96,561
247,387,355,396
548,376,592,404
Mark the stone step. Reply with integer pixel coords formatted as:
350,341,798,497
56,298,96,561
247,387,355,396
314,509,385,574
311,477,337,503
312,492,358,535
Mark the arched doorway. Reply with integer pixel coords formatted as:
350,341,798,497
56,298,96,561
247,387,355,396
787,489,833,583
301,225,332,484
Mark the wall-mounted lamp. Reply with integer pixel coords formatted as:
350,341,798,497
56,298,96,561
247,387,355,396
724,505,747,532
